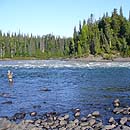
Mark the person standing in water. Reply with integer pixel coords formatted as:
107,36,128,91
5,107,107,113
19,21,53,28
7,70,13,83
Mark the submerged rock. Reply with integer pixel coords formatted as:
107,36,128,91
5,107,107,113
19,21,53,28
1,101,12,104
1,99,130,130
40,87,51,92
0,93,11,98
13,112,26,120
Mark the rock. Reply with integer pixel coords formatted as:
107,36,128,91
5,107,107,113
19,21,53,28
30,111,37,117
74,108,80,112
109,117,114,123
87,114,92,118
113,107,123,114
53,116,57,121
73,119,79,125
1,101,12,104
121,125,130,130
0,93,11,98
113,99,120,107
88,119,96,126
92,111,100,117
13,112,26,120
74,126,82,130
93,122,103,128
103,124,116,130
120,117,127,125
47,120,54,126
74,111,80,117
35,119,42,124
109,117,116,123
64,114,69,120
81,117,87,122
114,99,120,103
66,121,75,129
74,108,80,117
112,126,122,130
80,122,89,127
59,127,66,130
60,120,67,126
114,102,120,107
40,87,51,92
0,118,12,129
54,120,59,127
58,116,65,121
33,105,41,109
109,117,118,126
25,119,34,124
81,126,93,130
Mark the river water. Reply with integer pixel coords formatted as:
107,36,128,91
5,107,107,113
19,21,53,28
0,60,130,122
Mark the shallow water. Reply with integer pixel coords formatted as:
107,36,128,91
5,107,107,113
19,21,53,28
0,60,130,122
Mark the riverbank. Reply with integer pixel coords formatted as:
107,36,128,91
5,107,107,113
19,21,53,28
68,55,130,62
0,55,130,62
1,99,130,130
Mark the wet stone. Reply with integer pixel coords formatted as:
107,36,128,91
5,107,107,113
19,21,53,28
88,119,96,126
81,117,87,122
93,121,103,128
74,111,80,117
120,117,127,125
1,101,12,104
58,116,65,121
30,111,37,117
103,124,116,130
64,114,69,120
113,107,123,114
121,125,130,130
92,111,100,117
13,112,26,120
60,120,67,126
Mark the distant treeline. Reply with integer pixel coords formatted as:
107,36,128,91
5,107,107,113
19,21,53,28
0,7,130,59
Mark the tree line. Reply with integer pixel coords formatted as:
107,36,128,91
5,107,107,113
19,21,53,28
0,7,130,59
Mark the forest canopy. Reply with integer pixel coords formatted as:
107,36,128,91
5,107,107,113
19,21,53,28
0,7,130,59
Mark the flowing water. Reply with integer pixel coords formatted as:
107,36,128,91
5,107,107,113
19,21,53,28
0,60,130,122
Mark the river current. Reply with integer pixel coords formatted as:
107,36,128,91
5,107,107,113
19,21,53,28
0,60,130,122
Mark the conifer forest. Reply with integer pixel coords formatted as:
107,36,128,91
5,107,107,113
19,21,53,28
0,7,130,59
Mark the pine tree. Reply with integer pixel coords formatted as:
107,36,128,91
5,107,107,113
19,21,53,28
120,6,123,17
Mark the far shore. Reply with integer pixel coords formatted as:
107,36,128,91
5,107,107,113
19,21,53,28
68,56,130,62
0,56,130,62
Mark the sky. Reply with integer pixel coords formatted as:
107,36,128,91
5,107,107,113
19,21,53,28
0,0,129,37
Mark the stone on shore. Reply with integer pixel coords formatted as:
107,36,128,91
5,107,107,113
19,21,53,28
92,111,100,117
1,99,130,130
120,117,127,125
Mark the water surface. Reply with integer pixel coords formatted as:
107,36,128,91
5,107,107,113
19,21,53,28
0,60,130,122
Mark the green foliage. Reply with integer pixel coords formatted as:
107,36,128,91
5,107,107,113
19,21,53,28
77,41,82,57
0,7,130,59
72,7,130,58
103,53,113,60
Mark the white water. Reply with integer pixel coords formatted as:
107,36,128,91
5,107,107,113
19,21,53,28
0,60,130,68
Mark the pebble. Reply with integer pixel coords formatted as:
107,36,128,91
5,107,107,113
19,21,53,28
1,99,130,130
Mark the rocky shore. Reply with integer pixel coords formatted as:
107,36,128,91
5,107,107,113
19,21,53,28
69,55,130,62
1,55,130,62
1,99,130,130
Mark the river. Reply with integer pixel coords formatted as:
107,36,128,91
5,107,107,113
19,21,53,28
0,60,130,122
